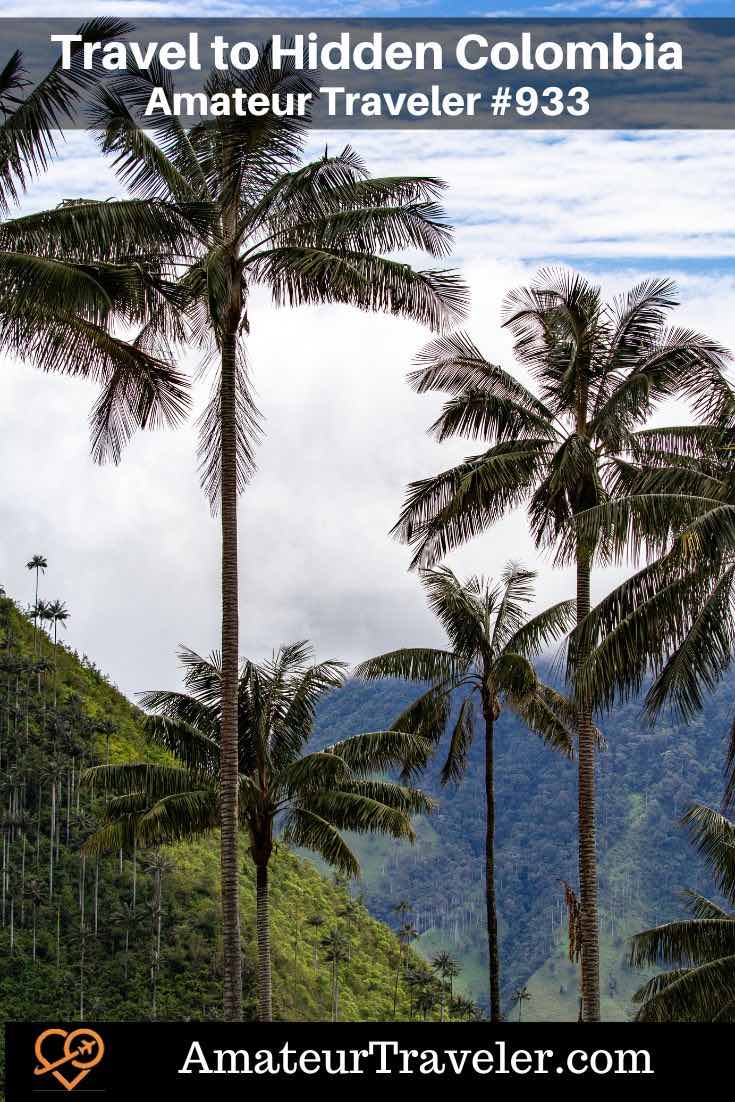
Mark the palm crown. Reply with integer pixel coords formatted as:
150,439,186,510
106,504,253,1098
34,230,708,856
357,564,576,781
85,641,433,870
26,55,468,486
83,641,433,1021
394,270,730,569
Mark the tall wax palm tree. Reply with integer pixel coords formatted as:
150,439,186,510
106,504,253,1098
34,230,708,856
631,804,735,1021
431,950,459,1021
307,913,325,966
47,600,69,649
83,641,434,1022
357,563,576,1021
26,556,46,640
145,850,174,1021
111,900,143,982
392,270,732,1019
513,985,531,1022
393,917,418,1018
55,58,467,1022
24,876,43,963
321,926,351,1022
47,600,69,707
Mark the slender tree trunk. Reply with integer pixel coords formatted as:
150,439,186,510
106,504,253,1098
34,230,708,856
482,693,501,1022
576,547,601,1022
33,571,39,654
220,321,242,1022
149,865,163,1020
255,861,272,1022
94,859,99,935
79,926,85,1021
20,835,25,925
49,782,55,899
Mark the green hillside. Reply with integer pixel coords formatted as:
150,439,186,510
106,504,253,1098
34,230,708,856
0,593,435,1082
311,676,730,1018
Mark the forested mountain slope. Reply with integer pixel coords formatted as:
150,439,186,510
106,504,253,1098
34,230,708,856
0,594,431,1084
312,675,730,1018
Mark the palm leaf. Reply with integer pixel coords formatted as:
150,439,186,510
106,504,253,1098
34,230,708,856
282,807,360,878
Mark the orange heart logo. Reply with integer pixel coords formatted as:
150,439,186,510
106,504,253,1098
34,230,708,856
33,1027,104,1092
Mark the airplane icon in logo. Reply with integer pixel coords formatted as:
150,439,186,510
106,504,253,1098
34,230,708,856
76,1040,96,1057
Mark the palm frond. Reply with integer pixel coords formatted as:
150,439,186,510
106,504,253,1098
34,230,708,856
504,599,577,658
326,730,435,780
298,790,416,842
0,19,134,209
683,804,735,906
634,954,735,1022
392,441,552,570
355,647,463,684
196,346,262,510
141,713,219,773
439,695,475,784
282,807,360,878
246,247,468,330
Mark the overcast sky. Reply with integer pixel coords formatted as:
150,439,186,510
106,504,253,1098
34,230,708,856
1,2,734,699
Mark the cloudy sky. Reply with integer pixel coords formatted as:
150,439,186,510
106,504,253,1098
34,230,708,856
1,1,734,699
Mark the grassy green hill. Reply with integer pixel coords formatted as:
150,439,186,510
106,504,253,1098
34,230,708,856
0,593,435,1085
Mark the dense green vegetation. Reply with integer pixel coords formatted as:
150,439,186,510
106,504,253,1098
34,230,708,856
0,592,447,1086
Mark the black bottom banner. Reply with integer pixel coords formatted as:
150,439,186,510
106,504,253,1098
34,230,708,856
4,1021,716,1097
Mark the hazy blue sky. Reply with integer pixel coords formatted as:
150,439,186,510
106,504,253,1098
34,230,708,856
1,2,733,699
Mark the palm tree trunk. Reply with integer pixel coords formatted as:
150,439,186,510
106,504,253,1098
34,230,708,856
576,547,601,1022
482,693,501,1022
79,926,85,1021
53,623,58,708
255,860,273,1022
33,570,39,654
220,322,242,1022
